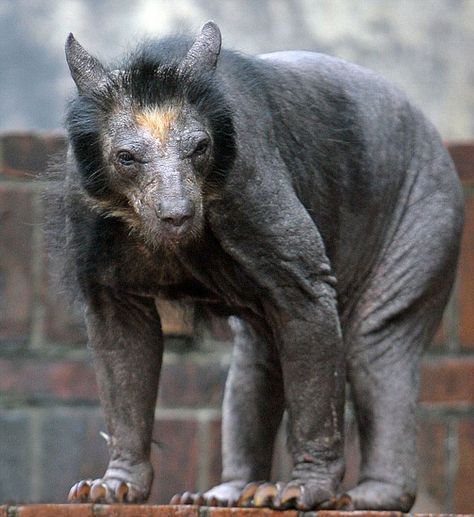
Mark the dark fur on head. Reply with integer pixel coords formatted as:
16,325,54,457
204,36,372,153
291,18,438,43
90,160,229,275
66,36,236,201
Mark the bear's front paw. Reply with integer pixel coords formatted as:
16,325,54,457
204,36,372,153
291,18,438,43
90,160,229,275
170,479,248,507
68,460,153,503
237,480,337,510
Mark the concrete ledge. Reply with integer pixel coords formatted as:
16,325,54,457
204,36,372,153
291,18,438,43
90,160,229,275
0,505,470,517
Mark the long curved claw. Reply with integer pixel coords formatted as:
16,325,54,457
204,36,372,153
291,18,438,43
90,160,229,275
180,491,194,505
335,493,353,510
191,492,205,505
77,480,91,500
68,480,91,502
68,483,80,502
170,494,181,505
274,483,303,509
252,482,278,507
68,484,77,502
205,495,219,506
115,481,129,502
237,481,259,507
90,481,107,502
68,475,149,504
318,495,338,510
170,491,205,505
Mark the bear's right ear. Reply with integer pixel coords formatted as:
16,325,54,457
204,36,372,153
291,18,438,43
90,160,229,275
65,33,108,94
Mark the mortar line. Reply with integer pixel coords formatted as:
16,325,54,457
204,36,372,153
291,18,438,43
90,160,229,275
0,179,51,190
155,407,221,420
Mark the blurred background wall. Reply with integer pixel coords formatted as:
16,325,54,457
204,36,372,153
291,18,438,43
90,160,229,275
1,0,474,514
1,0,473,139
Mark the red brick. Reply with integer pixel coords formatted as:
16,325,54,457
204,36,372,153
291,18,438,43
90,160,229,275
0,507,6,517
41,249,88,346
149,419,199,504
0,133,66,180
417,421,446,505
93,505,199,516
419,357,474,405
1,356,227,406
0,358,98,401
15,504,93,517
207,510,297,516
208,417,223,488
0,188,35,342
448,142,474,186
158,362,226,408
458,196,474,348
453,419,474,513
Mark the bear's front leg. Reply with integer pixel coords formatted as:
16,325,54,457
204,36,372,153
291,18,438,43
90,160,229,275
206,166,348,510
170,317,285,507
236,279,346,511
272,293,346,511
68,287,163,503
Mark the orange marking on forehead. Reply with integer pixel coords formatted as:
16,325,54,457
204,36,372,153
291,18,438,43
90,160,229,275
135,106,178,142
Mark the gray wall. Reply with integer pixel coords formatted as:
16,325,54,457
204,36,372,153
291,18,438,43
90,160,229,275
1,0,473,139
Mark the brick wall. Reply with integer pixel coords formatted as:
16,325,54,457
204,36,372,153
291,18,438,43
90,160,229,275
0,134,473,513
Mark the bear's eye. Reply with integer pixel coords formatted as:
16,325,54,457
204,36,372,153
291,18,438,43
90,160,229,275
192,138,209,156
116,150,135,166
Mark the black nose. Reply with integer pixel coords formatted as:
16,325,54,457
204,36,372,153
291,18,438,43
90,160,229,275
159,200,195,227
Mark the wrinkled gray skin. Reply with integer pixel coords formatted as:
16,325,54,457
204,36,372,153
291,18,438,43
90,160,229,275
62,23,463,510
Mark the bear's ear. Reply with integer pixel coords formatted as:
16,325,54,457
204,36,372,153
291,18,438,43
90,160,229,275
180,21,222,75
65,33,108,94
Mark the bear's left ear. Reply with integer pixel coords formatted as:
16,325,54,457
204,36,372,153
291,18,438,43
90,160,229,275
180,21,222,75
65,33,108,94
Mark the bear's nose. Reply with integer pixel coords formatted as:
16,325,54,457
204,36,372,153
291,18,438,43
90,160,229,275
158,199,195,227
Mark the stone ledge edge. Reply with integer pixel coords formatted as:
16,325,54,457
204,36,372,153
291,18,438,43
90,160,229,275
0,504,470,516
